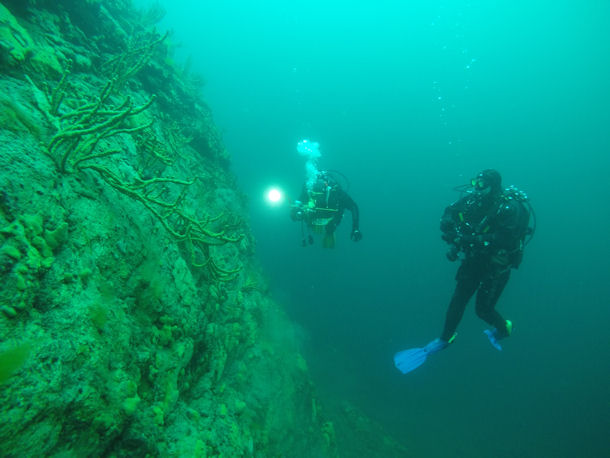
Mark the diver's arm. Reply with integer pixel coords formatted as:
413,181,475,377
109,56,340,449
341,191,359,230
337,190,361,241
290,184,309,221
440,197,468,243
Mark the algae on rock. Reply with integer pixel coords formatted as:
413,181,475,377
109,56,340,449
0,1,336,457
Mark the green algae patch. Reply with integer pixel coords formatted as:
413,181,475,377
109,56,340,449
88,302,109,332
0,342,32,384
1,243,21,260
43,221,69,252
123,395,141,415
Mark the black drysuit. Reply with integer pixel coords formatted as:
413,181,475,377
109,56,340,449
295,180,359,236
439,192,529,341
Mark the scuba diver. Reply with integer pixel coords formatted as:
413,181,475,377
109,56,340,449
290,170,362,248
394,169,535,374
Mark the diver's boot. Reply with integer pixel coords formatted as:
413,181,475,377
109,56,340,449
484,320,512,351
424,333,457,355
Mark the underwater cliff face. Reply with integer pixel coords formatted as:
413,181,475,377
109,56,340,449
0,0,324,456
0,1,411,457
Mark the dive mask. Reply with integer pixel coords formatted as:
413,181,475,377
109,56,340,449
471,176,490,190
471,176,492,195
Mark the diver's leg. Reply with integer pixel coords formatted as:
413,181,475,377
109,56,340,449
440,262,479,341
475,270,511,337
323,221,337,249
322,232,336,248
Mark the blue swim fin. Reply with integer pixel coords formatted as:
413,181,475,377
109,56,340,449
393,347,428,374
484,320,512,351
393,336,455,374
483,329,503,351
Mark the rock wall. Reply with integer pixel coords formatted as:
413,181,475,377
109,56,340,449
0,0,334,456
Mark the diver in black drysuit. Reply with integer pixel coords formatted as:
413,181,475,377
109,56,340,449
439,169,530,343
291,171,361,248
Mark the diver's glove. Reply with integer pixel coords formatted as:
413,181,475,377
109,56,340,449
446,244,460,262
350,228,362,242
290,201,304,221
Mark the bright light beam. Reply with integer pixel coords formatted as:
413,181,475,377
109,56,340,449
265,187,284,206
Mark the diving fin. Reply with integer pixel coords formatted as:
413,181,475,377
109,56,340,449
393,336,454,374
483,329,503,351
484,320,512,351
393,347,429,374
